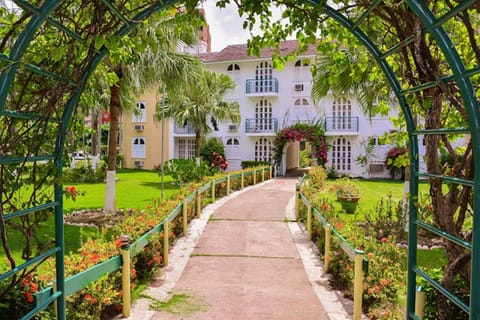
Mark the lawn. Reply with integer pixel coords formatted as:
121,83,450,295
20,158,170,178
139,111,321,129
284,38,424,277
1,169,179,272
63,169,178,213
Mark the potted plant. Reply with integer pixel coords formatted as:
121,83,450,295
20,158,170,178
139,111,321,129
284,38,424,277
332,178,360,213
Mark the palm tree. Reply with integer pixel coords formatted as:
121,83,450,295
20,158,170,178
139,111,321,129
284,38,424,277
98,10,203,213
156,68,240,160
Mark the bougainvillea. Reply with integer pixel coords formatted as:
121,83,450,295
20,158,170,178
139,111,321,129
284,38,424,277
273,123,328,166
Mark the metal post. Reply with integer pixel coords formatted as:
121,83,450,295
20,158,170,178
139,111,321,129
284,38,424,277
353,252,364,320
324,225,331,272
120,235,131,318
183,201,188,236
163,222,169,267
307,204,312,241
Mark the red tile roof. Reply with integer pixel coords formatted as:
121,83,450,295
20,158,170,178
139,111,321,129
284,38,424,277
201,39,317,63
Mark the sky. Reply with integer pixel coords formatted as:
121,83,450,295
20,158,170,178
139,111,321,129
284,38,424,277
201,0,283,52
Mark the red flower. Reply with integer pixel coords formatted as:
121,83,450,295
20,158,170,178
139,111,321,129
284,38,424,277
380,237,388,243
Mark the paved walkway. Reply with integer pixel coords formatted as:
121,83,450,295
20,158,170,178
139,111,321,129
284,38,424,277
125,177,352,320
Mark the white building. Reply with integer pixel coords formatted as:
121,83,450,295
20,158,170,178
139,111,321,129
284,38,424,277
190,40,401,178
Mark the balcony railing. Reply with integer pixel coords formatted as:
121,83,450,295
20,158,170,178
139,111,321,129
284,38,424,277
325,116,359,134
245,118,278,134
245,78,279,95
174,123,195,135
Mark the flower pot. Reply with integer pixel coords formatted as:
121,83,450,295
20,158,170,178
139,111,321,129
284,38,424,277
337,195,360,203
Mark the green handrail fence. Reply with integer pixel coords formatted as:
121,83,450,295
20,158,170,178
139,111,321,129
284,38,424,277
296,175,368,320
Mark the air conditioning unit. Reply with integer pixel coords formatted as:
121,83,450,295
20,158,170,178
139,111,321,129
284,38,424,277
294,84,304,91
134,160,144,167
228,124,238,131
134,124,144,131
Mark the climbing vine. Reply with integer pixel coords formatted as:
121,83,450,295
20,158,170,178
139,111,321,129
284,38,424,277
273,122,327,166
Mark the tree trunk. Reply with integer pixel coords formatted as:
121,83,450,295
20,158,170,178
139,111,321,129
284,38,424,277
104,69,122,213
194,129,201,160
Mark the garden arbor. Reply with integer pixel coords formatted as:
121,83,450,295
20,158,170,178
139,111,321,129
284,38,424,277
0,1,479,319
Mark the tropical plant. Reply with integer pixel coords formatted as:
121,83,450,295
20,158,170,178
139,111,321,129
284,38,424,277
92,9,203,212
157,68,240,160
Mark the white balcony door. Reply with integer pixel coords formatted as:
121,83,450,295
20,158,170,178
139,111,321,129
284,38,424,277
332,98,352,130
255,61,272,92
255,99,273,131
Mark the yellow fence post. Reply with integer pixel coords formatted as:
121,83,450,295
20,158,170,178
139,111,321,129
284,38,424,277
261,167,265,182
295,185,300,221
241,172,244,189
183,201,188,236
196,191,202,218
415,287,426,319
353,252,364,320
163,222,169,267
253,168,257,185
227,174,231,195
307,204,312,241
211,179,216,203
269,166,272,180
121,235,131,318
324,225,331,272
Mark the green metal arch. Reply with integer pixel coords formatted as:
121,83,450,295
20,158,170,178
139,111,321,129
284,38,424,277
0,1,479,319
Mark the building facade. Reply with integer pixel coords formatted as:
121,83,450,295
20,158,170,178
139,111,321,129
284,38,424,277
122,39,411,178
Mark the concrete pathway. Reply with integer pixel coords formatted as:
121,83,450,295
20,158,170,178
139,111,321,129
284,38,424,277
125,177,352,320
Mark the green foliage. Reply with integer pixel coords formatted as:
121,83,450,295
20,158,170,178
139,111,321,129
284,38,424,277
200,137,225,161
419,268,469,320
273,122,327,166
63,160,107,184
164,159,211,185
299,149,311,168
332,178,360,198
240,160,269,169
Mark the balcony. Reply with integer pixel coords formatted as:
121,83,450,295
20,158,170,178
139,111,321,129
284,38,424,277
324,116,359,135
174,123,195,135
245,78,279,96
245,118,278,136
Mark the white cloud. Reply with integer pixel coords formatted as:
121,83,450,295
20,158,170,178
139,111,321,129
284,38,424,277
201,0,285,52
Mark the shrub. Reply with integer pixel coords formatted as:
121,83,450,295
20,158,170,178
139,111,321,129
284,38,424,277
240,160,269,169
200,138,226,172
308,166,328,193
163,159,210,185
299,149,311,167
63,160,106,183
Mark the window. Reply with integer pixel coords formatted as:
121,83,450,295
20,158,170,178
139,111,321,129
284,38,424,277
294,59,310,67
332,98,352,130
255,138,272,162
330,138,351,171
132,137,146,158
227,64,240,71
133,102,146,123
294,98,309,106
255,99,273,131
255,61,273,92
176,138,195,159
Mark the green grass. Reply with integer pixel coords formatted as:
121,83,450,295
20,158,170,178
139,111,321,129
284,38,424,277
63,169,178,212
321,179,430,220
